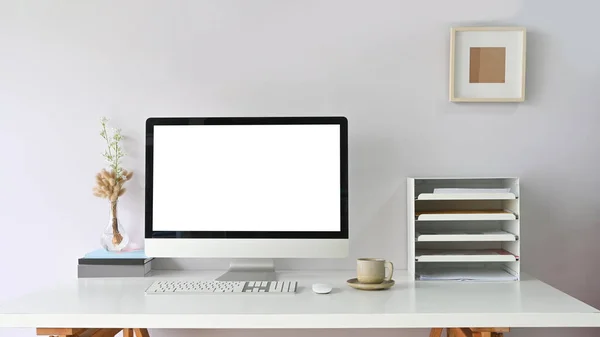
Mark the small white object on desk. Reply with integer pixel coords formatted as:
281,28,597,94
311,283,333,294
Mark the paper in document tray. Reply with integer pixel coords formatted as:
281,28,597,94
417,268,518,281
415,210,516,221
417,192,517,200
415,230,517,242
415,249,518,262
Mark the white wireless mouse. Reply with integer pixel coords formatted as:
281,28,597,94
312,283,333,294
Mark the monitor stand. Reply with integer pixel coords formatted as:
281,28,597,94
215,259,276,281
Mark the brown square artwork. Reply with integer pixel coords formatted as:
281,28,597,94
469,47,506,83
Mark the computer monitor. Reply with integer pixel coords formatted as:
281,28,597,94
145,117,349,280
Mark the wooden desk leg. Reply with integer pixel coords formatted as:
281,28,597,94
429,328,443,337
90,329,123,337
447,328,470,337
37,329,87,336
470,328,509,337
134,329,150,337
36,328,149,337
445,328,508,337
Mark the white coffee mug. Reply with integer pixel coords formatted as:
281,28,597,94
357,258,394,284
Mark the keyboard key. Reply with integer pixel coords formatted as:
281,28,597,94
268,282,277,292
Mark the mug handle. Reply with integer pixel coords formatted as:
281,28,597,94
384,261,394,281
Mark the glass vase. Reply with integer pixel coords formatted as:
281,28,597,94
100,200,129,252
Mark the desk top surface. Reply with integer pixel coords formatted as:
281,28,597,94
0,270,599,329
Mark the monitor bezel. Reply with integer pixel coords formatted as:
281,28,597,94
145,117,349,239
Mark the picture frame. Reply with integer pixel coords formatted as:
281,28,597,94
449,26,527,102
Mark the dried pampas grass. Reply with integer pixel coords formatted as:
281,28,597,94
93,169,133,202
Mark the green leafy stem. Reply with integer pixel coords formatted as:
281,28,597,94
100,117,126,181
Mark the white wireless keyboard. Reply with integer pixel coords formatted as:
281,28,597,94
145,280,298,294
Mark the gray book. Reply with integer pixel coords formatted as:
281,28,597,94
77,261,152,278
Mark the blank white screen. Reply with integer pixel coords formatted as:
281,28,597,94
152,124,341,232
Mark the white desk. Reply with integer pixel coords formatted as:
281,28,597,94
0,270,599,330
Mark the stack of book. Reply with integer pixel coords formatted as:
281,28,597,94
78,249,153,278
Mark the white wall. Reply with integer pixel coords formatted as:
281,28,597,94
2,1,600,336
